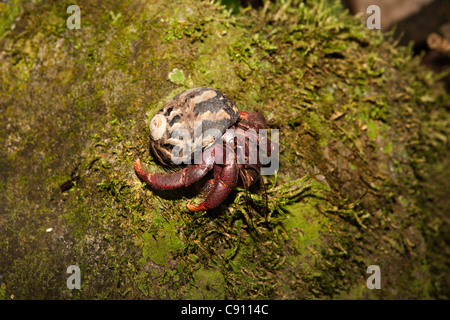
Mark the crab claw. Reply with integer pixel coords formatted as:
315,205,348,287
186,161,238,212
135,158,213,190
186,179,232,212
135,158,152,184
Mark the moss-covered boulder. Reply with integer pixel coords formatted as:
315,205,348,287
0,0,448,299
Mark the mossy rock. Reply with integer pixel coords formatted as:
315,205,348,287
0,0,448,299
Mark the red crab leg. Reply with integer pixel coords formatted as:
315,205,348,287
187,162,238,212
134,158,212,190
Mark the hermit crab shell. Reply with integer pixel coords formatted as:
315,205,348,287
149,87,240,166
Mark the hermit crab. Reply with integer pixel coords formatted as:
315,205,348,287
134,87,275,212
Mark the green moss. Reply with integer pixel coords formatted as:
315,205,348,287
285,202,328,258
0,0,448,300
141,217,183,267
0,0,20,39
185,267,225,299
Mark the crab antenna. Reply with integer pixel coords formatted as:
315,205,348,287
259,175,270,219
237,164,251,214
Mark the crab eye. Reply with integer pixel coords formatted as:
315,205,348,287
149,114,167,141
